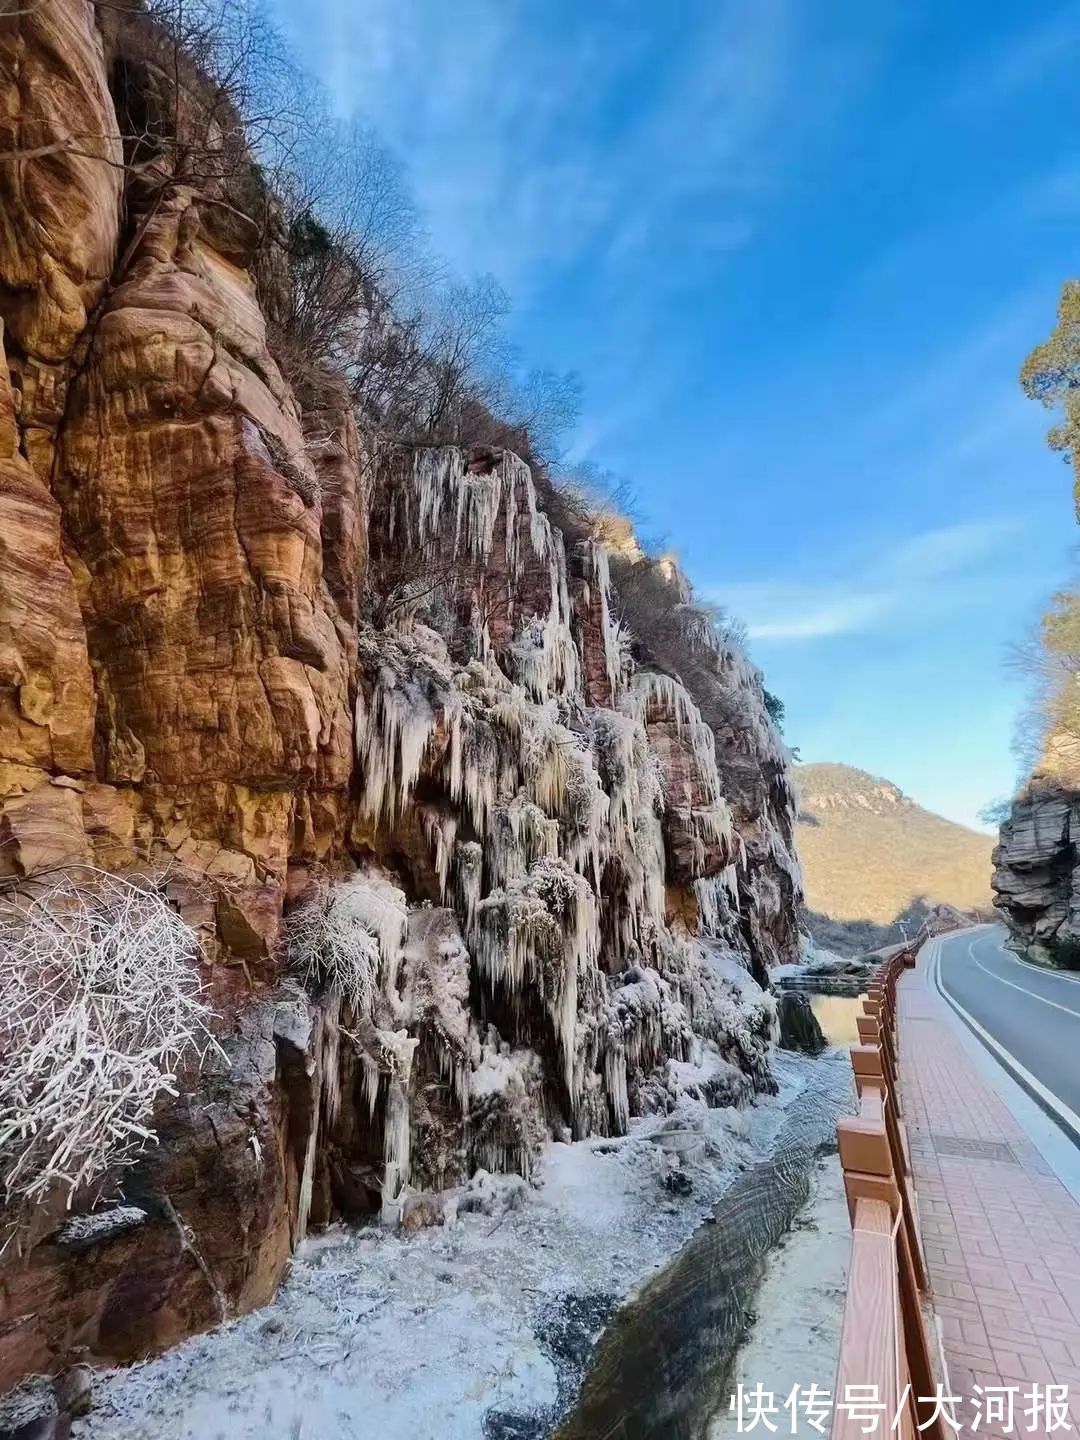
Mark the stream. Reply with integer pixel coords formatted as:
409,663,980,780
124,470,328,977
550,1055,854,1440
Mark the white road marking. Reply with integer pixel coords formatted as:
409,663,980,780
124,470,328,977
968,939,1080,1019
1012,950,1080,986
926,934,1080,1192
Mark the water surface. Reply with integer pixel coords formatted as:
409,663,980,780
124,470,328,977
809,993,869,1047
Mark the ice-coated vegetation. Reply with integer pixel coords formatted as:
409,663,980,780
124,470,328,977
0,873,218,1237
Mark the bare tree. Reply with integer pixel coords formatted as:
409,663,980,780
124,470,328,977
270,114,423,377
1006,585,1080,779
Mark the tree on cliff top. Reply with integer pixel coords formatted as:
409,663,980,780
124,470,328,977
1016,283,1080,783
1021,279,1080,511
1009,583,1080,784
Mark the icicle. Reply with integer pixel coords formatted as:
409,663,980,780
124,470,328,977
586,541,623,702
295,997,328,1247
455,840,484,944
521,716,609,883
623,670,737,875
488,794,560,890
367,1027,418,1224
474,859,599,1100
332,439,789,1191
502,450,550,576
362,1054,381,1119
694,869,740,937
401,909,475,1116
381,1078,411,1221
354,667,437,829
403,447,559,575
410,447,465,553
296,1126,317,1246
505,526,581,703
454,469,503,561
623,670,702,735
420,807,458,900
319,990,343,1126
603,1036,630,1134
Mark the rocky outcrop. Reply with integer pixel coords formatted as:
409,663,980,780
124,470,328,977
1,992,312,1388
0,0,803,1394
992,782,1080,960
776,991,826,1054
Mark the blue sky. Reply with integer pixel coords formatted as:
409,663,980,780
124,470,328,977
269,0,1080,831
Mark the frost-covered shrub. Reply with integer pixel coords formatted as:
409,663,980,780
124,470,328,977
468,1039,546,1177
286,870,408,1012
0,872,217,1220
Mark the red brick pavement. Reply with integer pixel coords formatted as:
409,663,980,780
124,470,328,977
899,958,1080,1440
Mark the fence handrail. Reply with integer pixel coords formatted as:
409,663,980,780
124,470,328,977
833,1198,908,1440
831,943,943,1440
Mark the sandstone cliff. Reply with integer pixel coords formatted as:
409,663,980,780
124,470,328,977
0,0,801,1392
992,775,1080,962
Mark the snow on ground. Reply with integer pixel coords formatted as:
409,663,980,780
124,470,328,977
771,932,876,983
77,1050,846,1440
708,1148,851,1438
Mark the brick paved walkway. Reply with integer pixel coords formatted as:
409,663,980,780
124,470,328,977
899,955,1080,1439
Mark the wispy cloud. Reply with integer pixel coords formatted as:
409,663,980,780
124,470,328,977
273,0,870,307
716,518,1020,644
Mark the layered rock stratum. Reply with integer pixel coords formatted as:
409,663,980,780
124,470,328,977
992,715,1080,958
0,0,801,1393
991,593,1080,960
992,784,1080,958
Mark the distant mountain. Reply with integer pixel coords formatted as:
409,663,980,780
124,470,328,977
793,763,994,942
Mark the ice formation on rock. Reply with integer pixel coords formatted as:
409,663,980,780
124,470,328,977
284,443,797,1216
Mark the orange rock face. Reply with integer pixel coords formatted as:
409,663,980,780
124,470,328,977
0,9,356,951
53,190,354,949
0,0,802,1395
0,3,361,1385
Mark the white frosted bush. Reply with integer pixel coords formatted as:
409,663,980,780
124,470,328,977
0,871,218,1219
285,870,408,1012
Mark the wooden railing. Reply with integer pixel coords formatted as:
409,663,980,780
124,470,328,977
832,945,945,1440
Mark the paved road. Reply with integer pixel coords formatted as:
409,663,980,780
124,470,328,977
934,924,1080,1123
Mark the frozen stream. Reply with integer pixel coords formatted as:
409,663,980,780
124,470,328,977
73,1051,852,1440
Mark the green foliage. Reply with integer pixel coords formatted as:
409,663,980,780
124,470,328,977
763,689,785,730
1021,279,1080,510
1045,934,1080,971
287,211,335,261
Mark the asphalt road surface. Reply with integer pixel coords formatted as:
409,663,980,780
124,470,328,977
935,925,1080,1124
